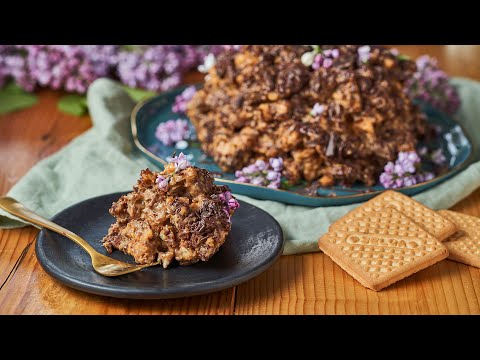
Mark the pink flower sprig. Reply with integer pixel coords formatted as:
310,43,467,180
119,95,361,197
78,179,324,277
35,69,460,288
156,153,192,191
312,48,339,70
219,191,240,221
379,151,436,189
155,119,191,147
235,157,284,189
406,55,461,115
301,46,339,69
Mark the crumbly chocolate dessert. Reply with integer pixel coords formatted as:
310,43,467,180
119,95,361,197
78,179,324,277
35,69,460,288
187,45,428,186
102,155,239,268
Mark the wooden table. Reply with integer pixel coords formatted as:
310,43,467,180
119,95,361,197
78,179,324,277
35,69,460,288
1,45,480,315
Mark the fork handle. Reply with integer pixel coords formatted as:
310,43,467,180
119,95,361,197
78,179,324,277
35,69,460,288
0,197,96,256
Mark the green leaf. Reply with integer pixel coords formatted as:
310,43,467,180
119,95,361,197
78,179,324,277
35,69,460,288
57,94,88,116
397,54,411,61
121,86,157,102
120,45,140,51
0,82,38,114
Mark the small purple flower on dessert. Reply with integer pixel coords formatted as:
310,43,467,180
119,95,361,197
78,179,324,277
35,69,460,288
310,103,325,116
156,175,170,191
155,119,190,146
219,191,240,219
322,58,333,68
172,85,196,114
172,152,191,171
269,157,283,172
358,46,371,63
323,49,339,59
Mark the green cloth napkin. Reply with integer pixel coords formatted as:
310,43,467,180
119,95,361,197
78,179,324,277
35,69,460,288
2,78,480,255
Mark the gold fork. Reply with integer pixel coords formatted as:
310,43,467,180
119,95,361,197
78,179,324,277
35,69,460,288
0,197,160,276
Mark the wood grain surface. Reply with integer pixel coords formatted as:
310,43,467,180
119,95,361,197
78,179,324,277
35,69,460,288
1,45,480,314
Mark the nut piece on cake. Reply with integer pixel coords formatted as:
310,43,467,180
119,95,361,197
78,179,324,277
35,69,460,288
187,45,427,187
102,153,240,268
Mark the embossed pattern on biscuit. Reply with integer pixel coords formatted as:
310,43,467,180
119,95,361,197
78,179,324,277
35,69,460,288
438,210,480,268
330,190,457,241
320,207,449,291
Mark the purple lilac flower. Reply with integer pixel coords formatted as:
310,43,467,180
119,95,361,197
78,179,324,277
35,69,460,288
269,157,283,172
79,45,120,76
310,103,325,116
156,175,170,191
406,55,461,115
155,119,190,146
172,85,197,114
0,45,224,94
171,152,191,171
357,46,371,63
156,152,193,191
219,191,240,220
379,150,439,189
312,48,340,70
235,157,284,189
116,45,223,92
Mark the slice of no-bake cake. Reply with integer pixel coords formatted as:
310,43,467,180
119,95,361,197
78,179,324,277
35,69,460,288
102,153,239,268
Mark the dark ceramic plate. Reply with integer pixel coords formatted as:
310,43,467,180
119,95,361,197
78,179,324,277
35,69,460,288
131,85,475,207
35,192,284,299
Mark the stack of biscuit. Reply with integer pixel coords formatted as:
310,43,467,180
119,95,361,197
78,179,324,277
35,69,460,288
318,190,480,291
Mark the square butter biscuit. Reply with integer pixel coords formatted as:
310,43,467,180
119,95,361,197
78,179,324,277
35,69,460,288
438,210,480,268
330,190,457,241
319,207,449,291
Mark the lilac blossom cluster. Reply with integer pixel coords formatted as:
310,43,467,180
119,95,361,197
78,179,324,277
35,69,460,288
156,153,191,191
219,191,240,221
406,55,461,115
379,151,438,189
235,158,284,189
312,48,340,69
172,86,197,114
0,45,223,94
300,46,340,69
155,119,191,147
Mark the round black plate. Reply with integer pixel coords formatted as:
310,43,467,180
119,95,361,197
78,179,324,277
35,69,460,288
35,193,284,299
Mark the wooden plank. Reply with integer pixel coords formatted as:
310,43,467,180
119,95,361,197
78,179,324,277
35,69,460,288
235,254,480,315
0,227,37,288
0,239,235,314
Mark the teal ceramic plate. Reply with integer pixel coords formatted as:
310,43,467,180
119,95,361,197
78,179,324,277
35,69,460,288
131,85,474,207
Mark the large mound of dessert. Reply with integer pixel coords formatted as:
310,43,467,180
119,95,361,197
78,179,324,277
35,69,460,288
187,45,427,186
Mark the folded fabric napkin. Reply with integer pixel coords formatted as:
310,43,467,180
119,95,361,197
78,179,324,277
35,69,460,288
2,78,480,255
